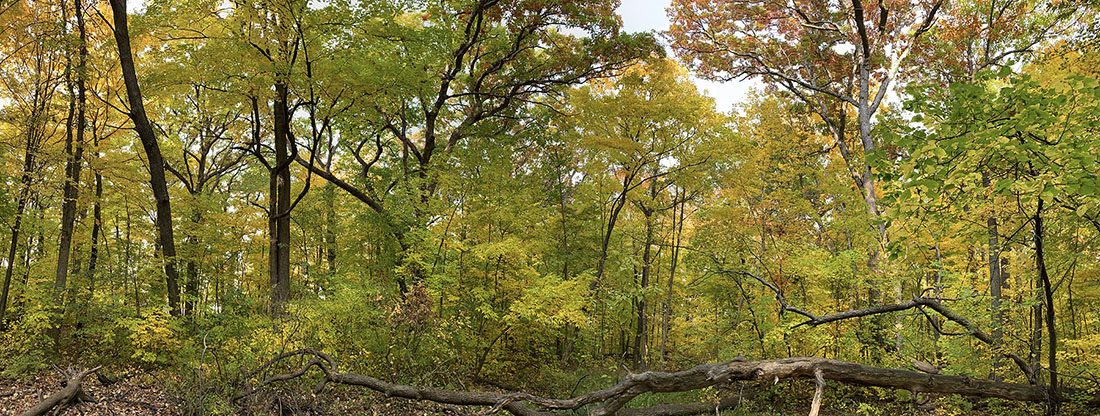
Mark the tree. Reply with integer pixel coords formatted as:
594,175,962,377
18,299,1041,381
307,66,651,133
0,0,67,324
158,85,247,317
293,0,656,295
564,58,721,369
108,0,183,317
669,0,945,245
49,0,89,348
894,45,1100,411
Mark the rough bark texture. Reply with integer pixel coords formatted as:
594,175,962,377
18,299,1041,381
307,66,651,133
109,0,182,316
239,350,1094,416
269,81,292,316
17,366,101,416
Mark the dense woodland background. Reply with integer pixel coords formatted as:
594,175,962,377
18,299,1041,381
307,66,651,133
1,0,1100,414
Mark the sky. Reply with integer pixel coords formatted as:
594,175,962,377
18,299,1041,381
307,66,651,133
616,0,755,112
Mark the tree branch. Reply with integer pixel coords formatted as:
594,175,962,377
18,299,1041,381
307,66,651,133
236,350,1096,416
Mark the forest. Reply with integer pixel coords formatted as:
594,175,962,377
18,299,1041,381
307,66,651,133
0,0,1099,414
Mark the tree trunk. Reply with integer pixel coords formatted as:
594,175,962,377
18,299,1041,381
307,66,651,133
269,81,292,316
87,97,103,293
594,173,633,285
51,0,88,347
635,205,653,371
982,172,1005,379
324,183,337,275
661,194,686,367
108,0,182,316
0,141,35,324
1034,199,1059,414
183,201,204,317
87,168,102,294
634,167,661,371
0,62,52,324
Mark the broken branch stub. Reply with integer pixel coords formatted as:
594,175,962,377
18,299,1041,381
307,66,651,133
17,366,102,416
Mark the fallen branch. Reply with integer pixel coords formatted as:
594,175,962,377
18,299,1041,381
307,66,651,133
719,270,1036,382
808,368,825,416
237,350,1098,416
18,366,102,416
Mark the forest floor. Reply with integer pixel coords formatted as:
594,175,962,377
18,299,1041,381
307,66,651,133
0,371,485,415
1,372,1043,415
0,370,178,415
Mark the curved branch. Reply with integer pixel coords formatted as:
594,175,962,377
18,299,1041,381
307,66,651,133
716,268,1036,383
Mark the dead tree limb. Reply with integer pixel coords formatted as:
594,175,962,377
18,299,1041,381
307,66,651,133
18,366,102,416
719,270,1036,382
808,368,825,416
237,350,1098,416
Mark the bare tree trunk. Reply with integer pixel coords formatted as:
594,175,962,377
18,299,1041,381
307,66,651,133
182,176,208,318
1034,199,1059,414
323,183,337,275
51,0,88,347
1,58,53,324
0,140,35,324
108,0,181,316
269,81,292,316
982,172,1005,379
661,193,685,367
87,165,102,294
86,93,103,293
594,170,636,284
184,210,202,317
635,206,653,371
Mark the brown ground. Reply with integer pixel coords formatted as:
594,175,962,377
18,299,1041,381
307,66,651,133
0,371,480,415
0,370,179,415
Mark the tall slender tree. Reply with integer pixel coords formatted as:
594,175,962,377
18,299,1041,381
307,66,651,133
109,0,182,316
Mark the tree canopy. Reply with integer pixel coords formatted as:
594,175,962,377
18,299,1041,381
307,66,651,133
0,0,1098,415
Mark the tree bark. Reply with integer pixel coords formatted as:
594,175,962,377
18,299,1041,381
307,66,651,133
108,0,181,316
1034,199,1059,414
269,81,292,316
634,166,661,371
982,172,1005,379
87,133,103,295
635,206,653,371
323,183,337,275
661,194,685,367
184,210,202,318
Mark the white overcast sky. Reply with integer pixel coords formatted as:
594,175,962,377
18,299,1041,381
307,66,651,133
128,0,753,112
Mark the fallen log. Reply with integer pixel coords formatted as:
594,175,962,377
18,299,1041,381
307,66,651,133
236,350,1098,416
18,366,102,416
